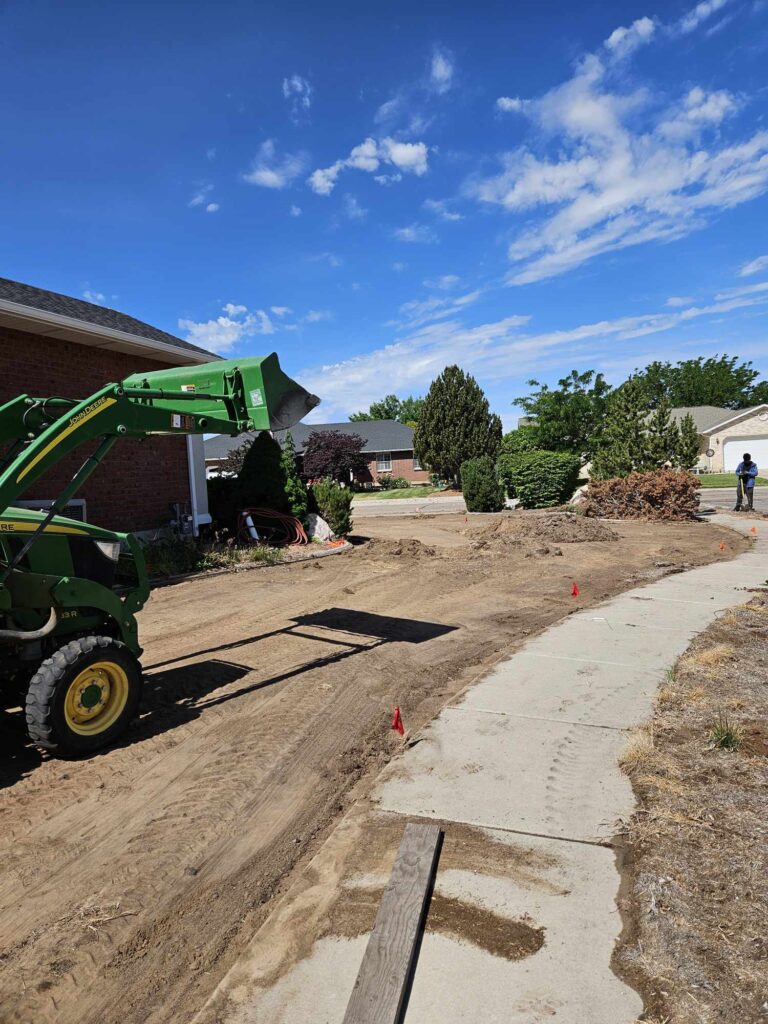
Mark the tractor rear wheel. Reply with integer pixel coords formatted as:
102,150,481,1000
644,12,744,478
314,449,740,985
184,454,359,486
26,636,142,757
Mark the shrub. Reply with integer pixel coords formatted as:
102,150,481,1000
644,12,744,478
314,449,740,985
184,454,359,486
309,478,353,537
280,431,309,524
460,456,505,513
499,425,540,456
583,468,700,521
504,451,581,509
238,431,290,512
140,536,204,578
497,452,525,498
207,475,239,532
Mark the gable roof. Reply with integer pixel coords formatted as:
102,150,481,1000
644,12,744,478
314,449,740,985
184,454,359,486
670,404,768,434
0,277,215,365
669,406,732,433
205,420,416,461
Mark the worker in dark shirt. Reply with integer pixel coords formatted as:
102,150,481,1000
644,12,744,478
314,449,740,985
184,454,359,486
734,453,758,511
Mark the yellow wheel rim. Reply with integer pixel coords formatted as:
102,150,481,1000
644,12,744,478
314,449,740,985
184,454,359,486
63,661,130,736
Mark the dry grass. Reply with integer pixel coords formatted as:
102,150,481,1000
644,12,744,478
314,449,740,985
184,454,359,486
616,592,768,1023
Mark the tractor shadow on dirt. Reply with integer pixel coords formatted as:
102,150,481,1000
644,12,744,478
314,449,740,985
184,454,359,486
0,609,455,786
132,607,457,744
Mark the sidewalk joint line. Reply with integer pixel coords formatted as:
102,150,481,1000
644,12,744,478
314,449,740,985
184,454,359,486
519,651,652,668
377,809,615,849
445,705,625,731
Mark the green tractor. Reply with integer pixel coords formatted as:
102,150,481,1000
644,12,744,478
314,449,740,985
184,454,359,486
0,355,318,756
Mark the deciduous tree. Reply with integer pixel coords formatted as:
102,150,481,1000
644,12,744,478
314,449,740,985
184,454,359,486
515,370,611,458
303,429,368,484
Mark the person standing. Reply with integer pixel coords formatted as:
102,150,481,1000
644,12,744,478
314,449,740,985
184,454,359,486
734,452,758,511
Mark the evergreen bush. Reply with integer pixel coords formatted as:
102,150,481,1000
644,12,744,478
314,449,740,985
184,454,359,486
504,451,581,508
460,456,505,513
309,479,353,536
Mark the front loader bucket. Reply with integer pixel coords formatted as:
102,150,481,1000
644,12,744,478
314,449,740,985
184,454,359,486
121,353,319,433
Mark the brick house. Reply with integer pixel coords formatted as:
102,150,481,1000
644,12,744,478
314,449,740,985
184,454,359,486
0,277,217,534
671,405,768,472
205,420,430,486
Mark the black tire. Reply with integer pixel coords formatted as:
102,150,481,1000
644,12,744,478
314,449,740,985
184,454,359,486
25,636,143,757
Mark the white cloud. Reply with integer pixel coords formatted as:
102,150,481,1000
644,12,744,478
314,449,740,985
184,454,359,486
430,47,454,94
470,44,768,286
206,147,216,161
304,309,333,322
739,255,768,276
657,86,738,141
308,136,428,195
297,285,768,419
179,303,275,354
604,16,656,59
397,289,484,329
423,198,463,221
423,274,460,290
290,204,302,217
242,140,307,189
343,194,368,220
374,172,403,186
282,74,313,123
393,223,438,243
270,306,292,316
83,290,106,305
714,280,768,300
205,202,220,213
665,295,694,307
496,96,525,113
189,183,213,207
309,251,342,267
677,0,731,34
392,262,407,272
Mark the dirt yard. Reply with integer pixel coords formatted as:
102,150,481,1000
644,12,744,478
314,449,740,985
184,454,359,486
0,511,748,1024
616,588,768,1024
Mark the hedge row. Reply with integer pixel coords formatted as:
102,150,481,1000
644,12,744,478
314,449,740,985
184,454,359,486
497,451,581,509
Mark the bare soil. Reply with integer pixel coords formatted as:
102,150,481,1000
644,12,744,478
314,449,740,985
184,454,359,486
616,590,768,1023
0,511,747,1024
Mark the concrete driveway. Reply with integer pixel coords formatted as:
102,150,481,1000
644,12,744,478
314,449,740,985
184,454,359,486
699,485,765,512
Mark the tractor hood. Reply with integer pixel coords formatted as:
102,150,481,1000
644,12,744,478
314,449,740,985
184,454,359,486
0,507,122,541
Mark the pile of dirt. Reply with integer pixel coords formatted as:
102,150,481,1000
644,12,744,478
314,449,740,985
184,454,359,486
472,511,619,547
362,537,438,559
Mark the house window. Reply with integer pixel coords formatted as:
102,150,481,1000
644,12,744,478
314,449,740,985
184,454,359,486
376,451,392,473
412,455,422,471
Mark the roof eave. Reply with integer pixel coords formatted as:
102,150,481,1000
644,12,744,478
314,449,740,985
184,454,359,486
705,404,768,434
0,298,218,365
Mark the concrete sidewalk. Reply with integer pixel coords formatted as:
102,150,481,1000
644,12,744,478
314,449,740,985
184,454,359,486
208,516,767,1024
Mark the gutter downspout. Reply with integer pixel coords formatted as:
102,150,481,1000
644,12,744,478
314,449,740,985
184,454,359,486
186,435,200,537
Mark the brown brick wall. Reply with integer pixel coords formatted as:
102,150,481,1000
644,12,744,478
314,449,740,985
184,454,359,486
0,326,192,532
366,450,430,484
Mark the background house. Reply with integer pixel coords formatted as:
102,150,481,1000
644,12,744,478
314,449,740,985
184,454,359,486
205,420,430,486
671,405,768,472
0,277,217,534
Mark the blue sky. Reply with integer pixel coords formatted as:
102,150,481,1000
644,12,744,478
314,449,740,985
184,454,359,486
2,0,767,428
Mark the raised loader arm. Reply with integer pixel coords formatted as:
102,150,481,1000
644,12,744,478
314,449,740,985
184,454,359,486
0,353,319,515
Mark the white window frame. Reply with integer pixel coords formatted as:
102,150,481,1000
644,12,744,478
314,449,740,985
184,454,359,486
376,451,392,473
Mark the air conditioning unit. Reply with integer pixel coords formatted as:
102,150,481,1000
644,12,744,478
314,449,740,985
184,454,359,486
16,499,87,522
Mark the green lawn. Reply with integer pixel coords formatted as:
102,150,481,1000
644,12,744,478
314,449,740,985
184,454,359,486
353,486,436,500
698,474,768,488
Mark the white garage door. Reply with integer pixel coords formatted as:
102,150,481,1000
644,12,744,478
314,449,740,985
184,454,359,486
723,437,768,473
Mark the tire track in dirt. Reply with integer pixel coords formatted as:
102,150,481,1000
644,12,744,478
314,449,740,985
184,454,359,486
0,515,747,1024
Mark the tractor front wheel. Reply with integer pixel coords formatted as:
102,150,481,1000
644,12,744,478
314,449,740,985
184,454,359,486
26,636,142,757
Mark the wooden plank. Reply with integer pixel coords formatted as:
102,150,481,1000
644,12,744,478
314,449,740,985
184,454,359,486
342,821,442,1024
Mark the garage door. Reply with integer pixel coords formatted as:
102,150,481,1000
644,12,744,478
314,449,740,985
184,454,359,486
723,437,768,472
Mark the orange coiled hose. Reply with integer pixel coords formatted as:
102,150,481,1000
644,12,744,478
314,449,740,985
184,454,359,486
237,507,308,546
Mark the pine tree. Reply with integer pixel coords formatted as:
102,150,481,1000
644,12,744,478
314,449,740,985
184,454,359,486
414,366,502,485
676,413,701,470
237,431,290,511
645,398,679,469
591,376,649,479
280,431,309,523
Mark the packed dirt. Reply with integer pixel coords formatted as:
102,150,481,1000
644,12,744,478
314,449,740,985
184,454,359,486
0,511,749,1024
616,589,768,1023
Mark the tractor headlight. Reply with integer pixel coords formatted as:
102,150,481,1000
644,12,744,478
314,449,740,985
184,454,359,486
95,540,121,562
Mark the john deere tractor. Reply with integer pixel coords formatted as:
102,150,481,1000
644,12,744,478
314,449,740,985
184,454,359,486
0,355,318,756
